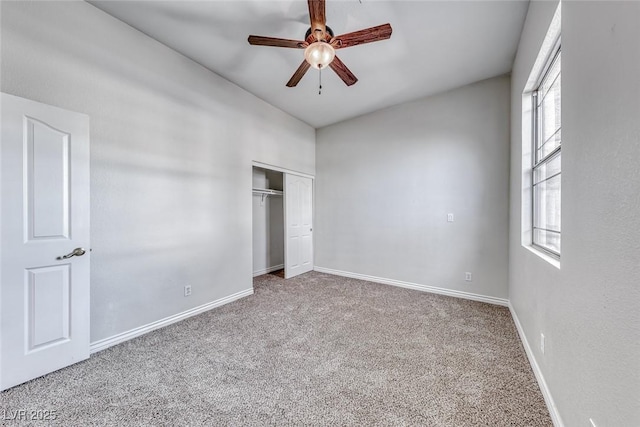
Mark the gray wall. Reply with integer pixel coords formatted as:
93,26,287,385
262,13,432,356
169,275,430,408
0,1,315,342
316,76,511,300
509,1,640,425
252,168,284,275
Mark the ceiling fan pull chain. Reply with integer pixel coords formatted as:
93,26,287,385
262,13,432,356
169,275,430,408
318,66,322,95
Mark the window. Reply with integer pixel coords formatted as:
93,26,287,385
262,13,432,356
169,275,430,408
532,45,561,256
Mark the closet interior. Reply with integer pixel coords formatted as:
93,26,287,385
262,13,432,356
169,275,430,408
252,167,284,276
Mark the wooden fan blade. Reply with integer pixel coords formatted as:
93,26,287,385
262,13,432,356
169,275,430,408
286,61,312,87
333,23,392,49
248,35,307,49
329,56,358,86
308,0,326,38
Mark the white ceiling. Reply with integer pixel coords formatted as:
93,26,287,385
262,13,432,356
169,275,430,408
90,1,529,128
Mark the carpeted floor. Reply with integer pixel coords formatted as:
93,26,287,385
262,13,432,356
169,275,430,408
1,271,552,426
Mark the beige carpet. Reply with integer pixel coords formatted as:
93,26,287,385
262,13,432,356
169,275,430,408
1,271,551,426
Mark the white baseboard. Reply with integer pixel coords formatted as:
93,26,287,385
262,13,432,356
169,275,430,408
89,288,254,354
509,303,564,427
253,264,284,277
313,266,508,306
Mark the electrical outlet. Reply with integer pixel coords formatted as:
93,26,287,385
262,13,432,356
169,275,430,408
447,213,454,222
464,272,472,282
184,285,192,297
589,419,597,427
540,333,545,354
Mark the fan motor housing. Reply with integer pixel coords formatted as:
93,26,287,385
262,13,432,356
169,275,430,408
305,26,334,41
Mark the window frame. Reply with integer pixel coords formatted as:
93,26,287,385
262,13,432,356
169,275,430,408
531,41,562,258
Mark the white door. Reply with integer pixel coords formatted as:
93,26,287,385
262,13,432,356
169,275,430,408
1,93,90,391
284,174,313,278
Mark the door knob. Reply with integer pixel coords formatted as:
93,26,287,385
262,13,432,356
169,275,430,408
58,247,86,260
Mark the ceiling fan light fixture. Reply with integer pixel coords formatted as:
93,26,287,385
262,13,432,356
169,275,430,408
304,42,335,69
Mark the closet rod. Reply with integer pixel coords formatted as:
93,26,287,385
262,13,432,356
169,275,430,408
253,188,283,206
252,188,283,196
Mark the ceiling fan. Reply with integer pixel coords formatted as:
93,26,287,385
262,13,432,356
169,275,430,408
248,0,392,88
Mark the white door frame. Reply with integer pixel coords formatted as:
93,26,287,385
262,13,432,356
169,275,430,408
251,161,314,180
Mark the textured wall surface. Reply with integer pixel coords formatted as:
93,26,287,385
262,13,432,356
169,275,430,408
316,76,511,300
509,1,640,425
0,1,314,342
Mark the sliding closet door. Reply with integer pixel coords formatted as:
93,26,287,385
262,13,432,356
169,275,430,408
284,174,313,278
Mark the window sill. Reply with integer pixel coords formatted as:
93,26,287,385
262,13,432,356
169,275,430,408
524,245,561,270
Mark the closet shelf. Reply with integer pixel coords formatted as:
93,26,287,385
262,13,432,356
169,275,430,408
252,188,283,196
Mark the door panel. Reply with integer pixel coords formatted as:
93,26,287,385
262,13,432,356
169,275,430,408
27,265,71,351
1,93,90,391
301,234,312,268
289,237,300,269
26,117,71,240
284,174,313,278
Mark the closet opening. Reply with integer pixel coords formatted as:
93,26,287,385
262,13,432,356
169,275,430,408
252,166,284,277
252,163,314,280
